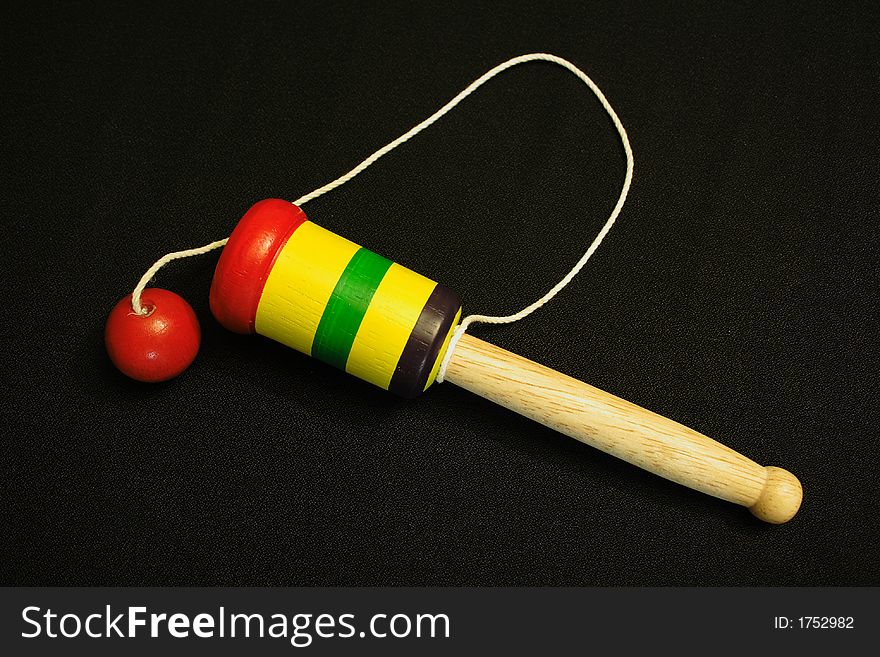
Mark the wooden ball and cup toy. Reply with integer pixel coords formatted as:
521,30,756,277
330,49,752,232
106,199,802,524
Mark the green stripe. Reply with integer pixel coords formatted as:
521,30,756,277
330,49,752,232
311,248,393,370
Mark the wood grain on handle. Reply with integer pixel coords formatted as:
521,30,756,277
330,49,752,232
444,334,802,523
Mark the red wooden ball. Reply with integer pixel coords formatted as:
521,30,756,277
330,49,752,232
105,288,201,382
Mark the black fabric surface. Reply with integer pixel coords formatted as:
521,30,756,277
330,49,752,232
2,1,878,586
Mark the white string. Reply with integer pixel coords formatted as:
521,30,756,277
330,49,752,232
131,239,228,314
129,53,634,386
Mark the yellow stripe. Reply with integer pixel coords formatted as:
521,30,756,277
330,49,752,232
345,263,436,389
255,222,360,355
425,307,461,391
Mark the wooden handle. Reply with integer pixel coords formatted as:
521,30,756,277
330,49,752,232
444,334,802,523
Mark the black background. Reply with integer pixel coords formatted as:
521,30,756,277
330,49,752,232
2,1,878,586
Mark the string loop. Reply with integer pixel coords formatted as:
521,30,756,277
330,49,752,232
128,53,634,384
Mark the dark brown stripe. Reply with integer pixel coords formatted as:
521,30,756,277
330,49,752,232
388,283,462,398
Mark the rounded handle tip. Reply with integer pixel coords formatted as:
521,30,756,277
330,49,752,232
749,466,803,524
